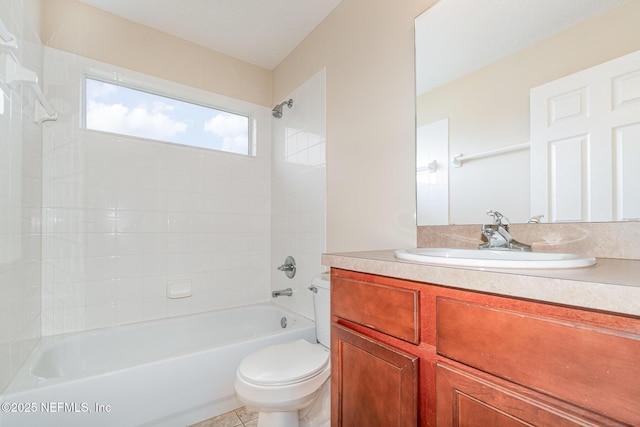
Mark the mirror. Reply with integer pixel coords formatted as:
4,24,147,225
415,0,640,225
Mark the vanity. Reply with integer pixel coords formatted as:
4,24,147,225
323,250,640,426
325,1,640,424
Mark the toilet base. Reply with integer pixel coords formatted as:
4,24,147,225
257,410,300,427
253,379,331,427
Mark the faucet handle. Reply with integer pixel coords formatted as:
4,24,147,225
486,210,510,230
277,255,296,279
528,214,544,224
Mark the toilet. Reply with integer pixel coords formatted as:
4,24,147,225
235,273,331,427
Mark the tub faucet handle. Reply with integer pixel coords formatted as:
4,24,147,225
277,256,296,279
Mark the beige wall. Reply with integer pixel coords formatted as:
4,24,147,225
273,0,435,252
41,0,272,107
39,0,640,255
42,0,431,253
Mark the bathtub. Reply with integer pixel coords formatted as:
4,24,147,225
0,302,316,427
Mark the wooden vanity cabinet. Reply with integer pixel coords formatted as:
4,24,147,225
330,268,640,427
331,271,423,426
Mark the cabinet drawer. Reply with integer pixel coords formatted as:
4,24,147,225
332,276,419,344
436,298,640,425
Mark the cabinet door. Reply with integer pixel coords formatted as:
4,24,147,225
331,324,418,427
437,363,626,427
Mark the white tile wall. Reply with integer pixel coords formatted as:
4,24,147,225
271,69,327,320
41,48,273,335
0,0,43,393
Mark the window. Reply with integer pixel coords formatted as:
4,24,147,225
83,76,252,155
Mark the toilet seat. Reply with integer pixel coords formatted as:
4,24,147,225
237,339,329,386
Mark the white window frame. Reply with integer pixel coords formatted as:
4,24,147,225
81,72,257,157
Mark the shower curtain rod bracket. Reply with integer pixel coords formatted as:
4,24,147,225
0,51,57,123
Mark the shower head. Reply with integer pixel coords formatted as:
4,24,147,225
272,99,293,118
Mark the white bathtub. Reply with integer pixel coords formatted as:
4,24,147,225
0,303,316,427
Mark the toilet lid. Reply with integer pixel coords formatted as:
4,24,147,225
238,339,330,386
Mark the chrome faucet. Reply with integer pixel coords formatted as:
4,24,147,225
479,210,531,251
277,256,296,279
272,288,293,298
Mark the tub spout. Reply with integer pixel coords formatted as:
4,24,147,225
272,288,293,298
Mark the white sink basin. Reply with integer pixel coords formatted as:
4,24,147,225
394,248,596,269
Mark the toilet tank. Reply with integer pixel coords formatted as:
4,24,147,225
312,273,331,348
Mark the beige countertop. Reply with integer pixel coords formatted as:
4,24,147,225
322,250,640,317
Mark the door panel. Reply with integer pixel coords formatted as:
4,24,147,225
331,324,418,427
531,49,640,222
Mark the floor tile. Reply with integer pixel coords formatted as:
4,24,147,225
188,410,243,427
235,406,258,424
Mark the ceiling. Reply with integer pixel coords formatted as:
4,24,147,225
415,0,629,95
79,0,343,70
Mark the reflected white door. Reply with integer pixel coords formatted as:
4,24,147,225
530,49,640,222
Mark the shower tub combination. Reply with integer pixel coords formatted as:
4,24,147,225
0,302,315,427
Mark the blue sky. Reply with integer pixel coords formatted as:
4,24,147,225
85,78,250,155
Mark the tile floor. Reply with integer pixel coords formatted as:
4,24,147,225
189,406,258,427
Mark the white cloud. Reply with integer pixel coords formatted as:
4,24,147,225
203,113,248,153
86,100,188,141
87,80,117,100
